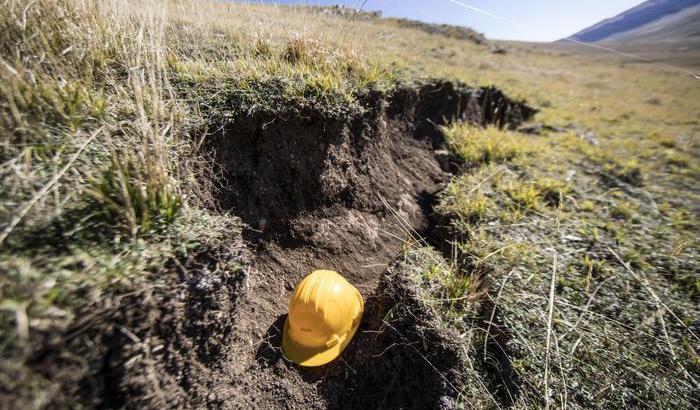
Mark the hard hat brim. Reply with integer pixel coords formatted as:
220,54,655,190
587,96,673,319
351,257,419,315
282,315,360,367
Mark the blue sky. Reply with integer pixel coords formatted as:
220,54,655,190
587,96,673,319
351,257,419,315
245,1,646,42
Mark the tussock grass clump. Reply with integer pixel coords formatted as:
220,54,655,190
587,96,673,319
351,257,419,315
502,181,542,211
579,199,597,212
535,177,571,207
403,247,486,320
88,152,181,237
438,177,494,226
609,200,638,221
441,124,521,166
663,149,691,168
283,37,314,64
601,158,644,186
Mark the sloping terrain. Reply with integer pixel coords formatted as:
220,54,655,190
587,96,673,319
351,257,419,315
311,5,486,44
210,82,532,409
603,3,700,44
1,0,699,409
568,0,700,43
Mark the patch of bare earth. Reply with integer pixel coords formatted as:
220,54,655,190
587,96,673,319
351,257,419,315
23,81,534,408
202,81,534,408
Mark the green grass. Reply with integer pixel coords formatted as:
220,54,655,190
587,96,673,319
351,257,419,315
88,152,182,237
438,178,494,227
442,124,522,165
430,118,699,407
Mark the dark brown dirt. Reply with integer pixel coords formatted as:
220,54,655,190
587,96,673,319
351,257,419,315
18,81,534,409
198,80,535,409
19,236,249,409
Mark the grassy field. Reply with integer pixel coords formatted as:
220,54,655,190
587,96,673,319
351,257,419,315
1,0,698,408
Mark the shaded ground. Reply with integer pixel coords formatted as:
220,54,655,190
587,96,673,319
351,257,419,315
7,80,532,409
204,81,534,408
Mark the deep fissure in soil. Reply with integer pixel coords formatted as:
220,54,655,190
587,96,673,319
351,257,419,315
205,80,535,408
34,81,535,408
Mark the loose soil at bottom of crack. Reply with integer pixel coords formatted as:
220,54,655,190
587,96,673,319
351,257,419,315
227,189,463,409
215,82,534,409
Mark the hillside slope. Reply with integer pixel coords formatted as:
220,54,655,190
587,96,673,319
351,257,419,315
2,1,699,409
568,0,700,43
605,3,700,44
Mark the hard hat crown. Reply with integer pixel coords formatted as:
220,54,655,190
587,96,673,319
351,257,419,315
283,270,364,366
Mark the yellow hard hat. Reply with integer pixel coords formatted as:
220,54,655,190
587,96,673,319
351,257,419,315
282,270,364,367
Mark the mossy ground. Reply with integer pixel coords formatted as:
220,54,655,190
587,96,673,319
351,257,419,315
1,0,698,408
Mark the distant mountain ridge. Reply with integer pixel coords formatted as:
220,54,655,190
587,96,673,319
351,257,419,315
567,0,700,43
310,5,486,44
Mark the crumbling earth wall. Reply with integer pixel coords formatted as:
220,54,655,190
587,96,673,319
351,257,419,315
25,80,535,409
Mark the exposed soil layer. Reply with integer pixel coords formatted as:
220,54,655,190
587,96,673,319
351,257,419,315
201,80,535,408
21,237,249,409
21,81,533,409
214,81,535,242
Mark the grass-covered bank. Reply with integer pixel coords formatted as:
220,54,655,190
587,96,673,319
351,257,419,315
0,2,240,404
404,122,699,407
